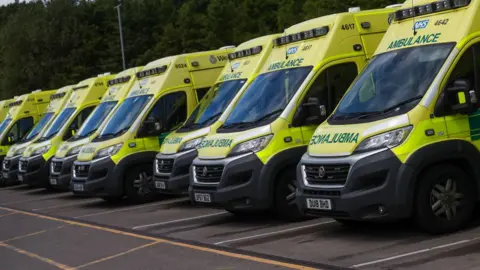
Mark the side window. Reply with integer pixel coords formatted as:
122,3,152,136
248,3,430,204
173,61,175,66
195,87,210,102
3,117,34,145
141,91,187,136
303,63,358,114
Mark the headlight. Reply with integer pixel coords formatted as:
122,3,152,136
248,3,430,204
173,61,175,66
178,137,204,152
67,145,82,157
94,143,123,159
33,145,51,156
14,147,26,156
229,135,273,156
354,126,412,153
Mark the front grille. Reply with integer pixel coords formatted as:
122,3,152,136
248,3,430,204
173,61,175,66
304,164,350,186
74,164,90,178
51,161,62,174
3,159,10,170
156,159,174,174
19,160,28,172
194,165,224,184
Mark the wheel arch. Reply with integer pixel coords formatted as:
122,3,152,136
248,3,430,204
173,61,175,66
115,151,158,187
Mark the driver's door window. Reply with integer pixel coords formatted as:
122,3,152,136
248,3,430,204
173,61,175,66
3,117,33,145
141,91,187,137
64,106,95,140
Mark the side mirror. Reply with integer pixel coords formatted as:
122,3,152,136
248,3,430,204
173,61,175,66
447,79,477,114
6,133,14,144
302,97,327,125
138,117,163,137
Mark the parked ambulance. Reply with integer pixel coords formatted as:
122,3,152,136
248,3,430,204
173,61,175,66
1,86,73,185
72,48,233,203
296,0,480,234
153,34,281,195
50,67,143,190
18,73,114,188
190,6,399,220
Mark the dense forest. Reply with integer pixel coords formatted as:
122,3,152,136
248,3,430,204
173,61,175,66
0,0,402,99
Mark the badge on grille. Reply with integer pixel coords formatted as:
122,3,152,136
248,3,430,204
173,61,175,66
202,166,208,177
318,166,326,178
160,160,164,168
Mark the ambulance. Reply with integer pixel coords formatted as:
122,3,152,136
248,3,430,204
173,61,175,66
1,86,73,186
0,99,14,123
50,67,143,190
190,7,399,220
72,48,233,203
0,90,56,171
154,34,280,195
18,73,114,188
296,0,480,234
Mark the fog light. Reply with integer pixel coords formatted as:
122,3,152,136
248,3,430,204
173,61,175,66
378,206,387,214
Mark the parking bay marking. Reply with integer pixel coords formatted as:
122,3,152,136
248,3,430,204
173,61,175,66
214,220,336,245
0,242,74,270
32,199,101,211
0,194,72,206
74,197,189,218
1,206,322,270
132,212,228,230
351,236,480,268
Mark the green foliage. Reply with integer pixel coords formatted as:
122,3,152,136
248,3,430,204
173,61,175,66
0,0,402,99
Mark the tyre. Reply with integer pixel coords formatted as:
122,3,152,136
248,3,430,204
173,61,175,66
414,164,475,234
273,169,304,221
124,165,155,204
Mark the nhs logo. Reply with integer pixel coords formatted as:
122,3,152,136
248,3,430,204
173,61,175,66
413,19,429,30
286,46,298,55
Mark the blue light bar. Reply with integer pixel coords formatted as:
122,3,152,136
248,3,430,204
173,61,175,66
228,46,263,60
136,65,168,79
274,26,329,47
394,0,470,21
107,75,131,86
50,92,66,100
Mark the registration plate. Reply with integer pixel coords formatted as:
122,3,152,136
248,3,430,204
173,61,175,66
2,172,8,179
155,181,166,189
306,198,332,210
194,193,211,203
18,175,23,182
73,184,84,192
50,178,57,185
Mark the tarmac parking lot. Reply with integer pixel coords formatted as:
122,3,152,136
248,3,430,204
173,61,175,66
1,185,480,270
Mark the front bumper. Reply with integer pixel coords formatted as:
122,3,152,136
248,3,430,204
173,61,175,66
1,155,20,185
153,150,197,194
296,149,412,221
70,157,121,197
189,153,271,211
18,155,50,187
49,155,77,190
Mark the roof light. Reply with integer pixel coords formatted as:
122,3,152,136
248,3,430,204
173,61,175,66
107,75,131,86
219,45,236,50
349,7,361,12
136,65,168,79
191,61,200,67
8,100,22,107
50,92,66,100
274,26,329,47
394,0,470,21
228,46,263,60
73,85,88,91
361,22,371,29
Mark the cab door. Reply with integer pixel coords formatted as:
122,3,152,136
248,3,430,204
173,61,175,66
293,59,361,144
141,90,188,151
435,41,480,145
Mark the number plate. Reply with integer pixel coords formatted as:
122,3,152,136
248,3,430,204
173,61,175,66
155,181,166,189
306,198,332,210
18,175,23,182
73,184,84,192
194,193,211,203
2,172,8,179
50,178,57,185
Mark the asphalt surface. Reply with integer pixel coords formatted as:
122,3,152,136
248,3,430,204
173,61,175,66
1,185,480,270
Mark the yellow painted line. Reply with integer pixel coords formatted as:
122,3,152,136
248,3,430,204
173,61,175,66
1,225,67,243
0,242,74,270
0,211,16,218
0,207,319,270
75,241,160,269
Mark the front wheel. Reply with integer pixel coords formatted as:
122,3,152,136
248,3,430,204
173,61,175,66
273,170,304,221
414,164,475,234
124,166,155,204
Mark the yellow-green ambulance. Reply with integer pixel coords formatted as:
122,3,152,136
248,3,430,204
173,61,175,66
0,99,14,122
18,73,114,188
1,86,73,186
154,34,280,195
50,67,143,190
72,48,233,203
0,90,56,176
190,7,398,220
296,0,480,234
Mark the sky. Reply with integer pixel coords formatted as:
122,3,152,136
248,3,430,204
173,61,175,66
0,0,31,6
